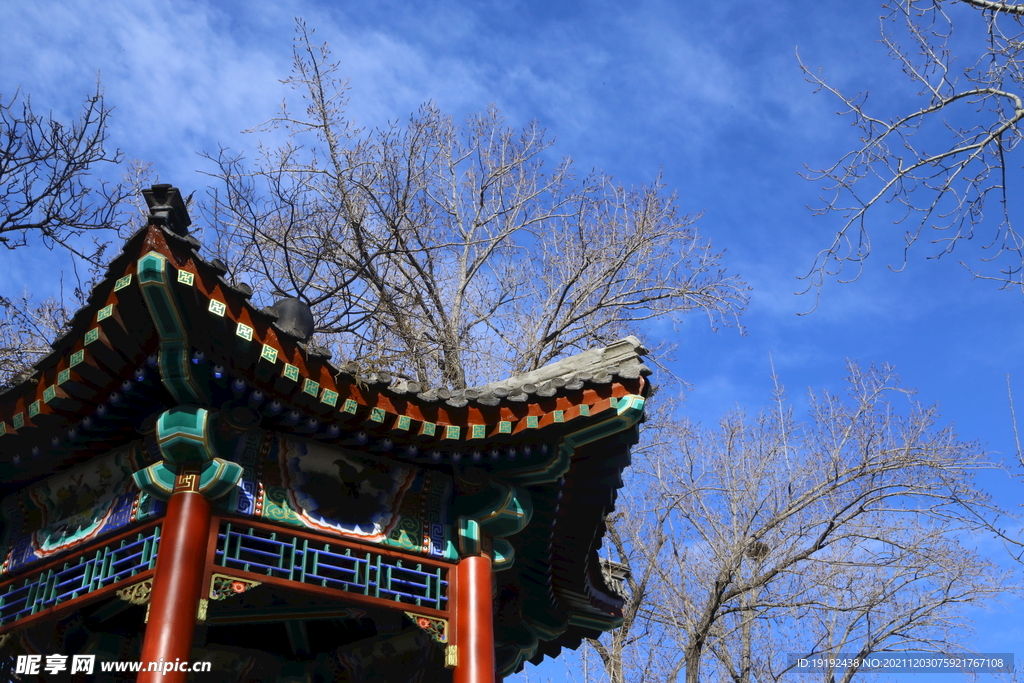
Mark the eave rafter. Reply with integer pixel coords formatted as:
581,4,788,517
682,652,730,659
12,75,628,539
0,219,649,474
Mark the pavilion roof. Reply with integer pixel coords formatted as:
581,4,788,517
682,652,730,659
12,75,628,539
0,185,652,674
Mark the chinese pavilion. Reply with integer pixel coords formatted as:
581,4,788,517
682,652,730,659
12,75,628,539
0,185,651,682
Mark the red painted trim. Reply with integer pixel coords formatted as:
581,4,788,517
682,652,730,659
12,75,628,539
137,484,211,683
454,554,495,683
169,247,642,431
199,564,450,620
0,214,649,443
200,510,222,602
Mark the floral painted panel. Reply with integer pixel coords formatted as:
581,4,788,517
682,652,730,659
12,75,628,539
227,435,454,560
0,444,162,576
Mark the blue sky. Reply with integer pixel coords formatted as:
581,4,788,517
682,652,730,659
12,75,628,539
2,1,1023,679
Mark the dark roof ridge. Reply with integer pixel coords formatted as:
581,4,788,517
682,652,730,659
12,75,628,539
379,337,651,400
469,336,651,396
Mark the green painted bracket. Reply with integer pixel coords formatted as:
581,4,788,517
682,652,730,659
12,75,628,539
156,406,215,466
137,252,204,403
491,395,645,669
506,394,646,486
199,458,245,499
132,406,242,501
132,461,177,498
456,480,532,570
492,538,515,569
498,604,616,679
132,457,242,502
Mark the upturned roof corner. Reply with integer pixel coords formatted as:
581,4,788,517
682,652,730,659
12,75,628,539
0,183,653,677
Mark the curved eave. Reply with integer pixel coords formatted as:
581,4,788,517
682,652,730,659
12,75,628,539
0,222,651,456
0,214,652,672
505,433,637,674
0,228,166,487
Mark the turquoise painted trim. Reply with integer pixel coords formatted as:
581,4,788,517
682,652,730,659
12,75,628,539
132,407,241,501
475,483,532,539
507,394,646,486
563,394,645,451
137,252,203,403
495,394,645,667
456,481,532,570
492,538,515,569
198,458,244,499
155,406,217,466
158,340,194,400
132,462,177,498
458,517,481,556
132,457,242,503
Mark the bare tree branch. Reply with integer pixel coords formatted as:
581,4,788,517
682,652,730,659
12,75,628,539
960,0,1024,14
0,289,72,389
801,1,1024,306
0,84,135,264
586,365,1013,683
201,20,749,389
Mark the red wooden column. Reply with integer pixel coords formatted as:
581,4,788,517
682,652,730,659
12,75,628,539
137,469,211,683
454,553,495,683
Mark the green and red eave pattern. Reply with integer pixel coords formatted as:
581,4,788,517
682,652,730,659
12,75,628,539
0,220,649,482
0,217,651,676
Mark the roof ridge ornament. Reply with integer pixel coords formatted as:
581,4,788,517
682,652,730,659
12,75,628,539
142,184,192,236
271,298,315,342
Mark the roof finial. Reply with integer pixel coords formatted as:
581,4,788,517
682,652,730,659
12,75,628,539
142,184,192,236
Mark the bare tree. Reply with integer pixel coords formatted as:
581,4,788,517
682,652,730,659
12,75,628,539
585,364,1008,683
0,86,149,387
202,21,748,389
0,85,135,264
0,290,73,389
801,1,1024,301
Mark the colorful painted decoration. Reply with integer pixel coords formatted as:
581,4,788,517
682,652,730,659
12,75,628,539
228,434,455,559
0,445,161,576
405,612,449,643
116,579,154,606
0,188,652,682
209,573,262,600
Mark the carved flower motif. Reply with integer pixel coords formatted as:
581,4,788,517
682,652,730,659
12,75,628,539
231,581,247,593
